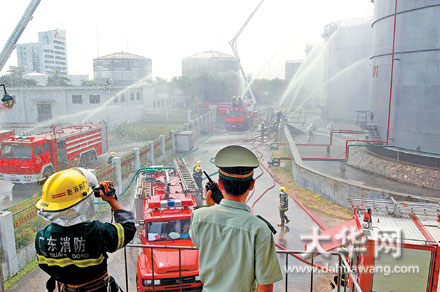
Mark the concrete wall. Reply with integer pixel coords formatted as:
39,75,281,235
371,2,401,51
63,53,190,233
284,128,430,208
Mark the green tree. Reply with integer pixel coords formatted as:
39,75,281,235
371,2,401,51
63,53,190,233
171,73,240,103
0,66,37,87
47,68,70,86
252,78,286,104
80,79,98,86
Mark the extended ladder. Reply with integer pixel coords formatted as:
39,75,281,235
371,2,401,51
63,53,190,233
349,197,440,218
174,158,198,194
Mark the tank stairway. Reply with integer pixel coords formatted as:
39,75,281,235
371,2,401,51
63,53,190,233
174,158,198,194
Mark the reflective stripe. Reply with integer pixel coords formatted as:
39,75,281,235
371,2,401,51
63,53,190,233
37,254,105,268
112,223,125,250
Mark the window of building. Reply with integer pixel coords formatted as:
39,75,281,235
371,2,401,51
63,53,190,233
54,45,65,50
89,95,100,104
153,101,156,108
54,40,65,45
45,55,54,59
72,95,82,104
114,97,118,103
136,92,141,100
120,94,125,102
130,93,134,101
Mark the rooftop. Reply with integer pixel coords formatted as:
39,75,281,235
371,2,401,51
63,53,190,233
97,51,148,60
188,50,234,59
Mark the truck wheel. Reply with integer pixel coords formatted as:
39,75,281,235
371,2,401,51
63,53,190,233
43,166,54,178
88,151,97,165
79,156,88,167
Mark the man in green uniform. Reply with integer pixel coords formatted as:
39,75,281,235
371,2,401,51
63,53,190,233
278,187,290,228
190,145,283,292
35,168,136,292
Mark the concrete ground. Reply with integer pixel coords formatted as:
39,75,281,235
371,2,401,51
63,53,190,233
7,127,343,292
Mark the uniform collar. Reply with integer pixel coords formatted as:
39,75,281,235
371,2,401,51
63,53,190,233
220,199,251,213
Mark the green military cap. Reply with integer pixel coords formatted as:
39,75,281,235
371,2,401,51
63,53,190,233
215,145,259,181
215,145,259,168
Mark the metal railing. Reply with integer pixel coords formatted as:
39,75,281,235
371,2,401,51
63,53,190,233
124,244,362,292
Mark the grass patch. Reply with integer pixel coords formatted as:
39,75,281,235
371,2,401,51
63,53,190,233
272,145,352,220
5,258,38,290
111,122,179,143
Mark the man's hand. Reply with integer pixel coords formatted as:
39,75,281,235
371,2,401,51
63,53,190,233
98,182,122,211
205,189,216,206
257,284,273,292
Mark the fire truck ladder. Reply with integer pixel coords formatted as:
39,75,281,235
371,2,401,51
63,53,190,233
174,158,198,194
349,197,440,218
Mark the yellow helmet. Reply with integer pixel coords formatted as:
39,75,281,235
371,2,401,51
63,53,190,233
194,166,201,171
280,186,287,192
110,152,116,156
196,161,201,165
36,168,97,212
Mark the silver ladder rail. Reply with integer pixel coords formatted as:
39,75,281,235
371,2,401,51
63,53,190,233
349,197,440,218
174,158,198,193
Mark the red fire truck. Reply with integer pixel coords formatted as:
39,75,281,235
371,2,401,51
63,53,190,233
135,165,202,292
0,129,14,142
310,197,440,292
0,124,108,184
225,104,255,131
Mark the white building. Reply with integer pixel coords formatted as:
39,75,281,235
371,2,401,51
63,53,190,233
0,84,185,127
17,30,68,75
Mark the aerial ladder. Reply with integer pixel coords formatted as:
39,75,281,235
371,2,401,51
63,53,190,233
0,0,41,71
229,0,264,111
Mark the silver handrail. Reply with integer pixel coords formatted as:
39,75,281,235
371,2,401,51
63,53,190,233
124,244,363,292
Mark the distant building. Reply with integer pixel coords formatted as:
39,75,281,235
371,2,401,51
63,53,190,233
0,84,184,126
285,60,303,80
93,52,152,87
182,51,239,78
17,30,68,75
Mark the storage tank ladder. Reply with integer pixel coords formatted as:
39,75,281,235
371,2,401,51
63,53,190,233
174,158,198,193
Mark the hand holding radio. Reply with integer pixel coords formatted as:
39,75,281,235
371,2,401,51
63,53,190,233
203,171,223,204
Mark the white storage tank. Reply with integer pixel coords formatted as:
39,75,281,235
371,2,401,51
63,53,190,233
175,131,194,152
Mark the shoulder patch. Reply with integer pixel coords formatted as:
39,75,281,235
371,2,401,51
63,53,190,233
256,215,277,235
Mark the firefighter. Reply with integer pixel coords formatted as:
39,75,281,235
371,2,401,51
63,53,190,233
193,166,203,193
35,168,136,292
278,186,290,227
193,161,201,172
108,152,116,164
330,274,352,292
261,120,266,142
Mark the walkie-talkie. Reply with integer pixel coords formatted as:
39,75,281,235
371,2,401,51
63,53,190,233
203,171,223,204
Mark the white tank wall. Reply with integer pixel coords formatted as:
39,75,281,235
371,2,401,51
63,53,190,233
323,23,373,121
369,0,440,152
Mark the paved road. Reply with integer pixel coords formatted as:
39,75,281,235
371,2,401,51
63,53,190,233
8,128,341,292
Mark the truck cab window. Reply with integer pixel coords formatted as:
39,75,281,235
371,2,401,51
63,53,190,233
34,145,43,156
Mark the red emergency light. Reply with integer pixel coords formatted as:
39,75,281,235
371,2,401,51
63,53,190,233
149,198,193,209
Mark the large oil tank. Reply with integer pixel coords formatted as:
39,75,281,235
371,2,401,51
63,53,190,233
182,51,239,78
369,0,440,155
322,18,373,122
